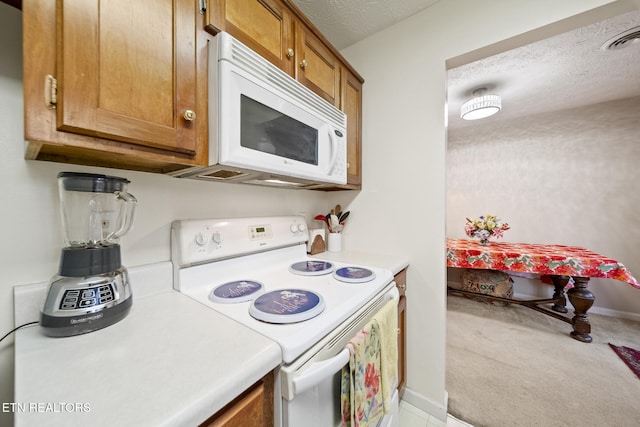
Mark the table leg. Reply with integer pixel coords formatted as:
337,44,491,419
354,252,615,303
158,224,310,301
567,276,595,343
550,275,569,313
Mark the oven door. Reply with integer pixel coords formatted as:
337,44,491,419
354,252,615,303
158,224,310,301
279,284,399,427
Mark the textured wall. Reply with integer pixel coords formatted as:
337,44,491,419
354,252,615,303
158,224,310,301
447,96,640,317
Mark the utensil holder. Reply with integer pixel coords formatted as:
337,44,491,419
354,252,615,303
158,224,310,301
327,233,342,252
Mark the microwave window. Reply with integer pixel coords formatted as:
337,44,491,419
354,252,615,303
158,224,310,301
240,95,318,165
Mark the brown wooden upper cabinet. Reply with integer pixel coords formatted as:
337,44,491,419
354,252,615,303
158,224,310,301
206,0,363,189
294,22,341,108
206,0,296,76
206,0,341,107
23,0,208,174
341,68,363,188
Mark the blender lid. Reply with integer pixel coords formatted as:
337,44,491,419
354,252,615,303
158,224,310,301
58,172,130,193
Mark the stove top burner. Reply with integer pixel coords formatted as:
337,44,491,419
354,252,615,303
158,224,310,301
288,260,335,276
333,267,376,283
209,280,264,303
249,289,325,324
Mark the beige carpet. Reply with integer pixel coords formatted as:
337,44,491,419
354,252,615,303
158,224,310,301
446,295,640,427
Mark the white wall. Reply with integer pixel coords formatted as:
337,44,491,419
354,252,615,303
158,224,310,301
0,4,333,423
340,0,632,419
447,96,640,319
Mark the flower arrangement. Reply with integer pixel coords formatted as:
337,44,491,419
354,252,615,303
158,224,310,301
465,214,510,244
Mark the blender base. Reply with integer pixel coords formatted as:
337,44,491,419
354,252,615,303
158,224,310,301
40,295,132,338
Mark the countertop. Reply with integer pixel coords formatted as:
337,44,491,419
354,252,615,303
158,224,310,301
13,263,282,427
12,252,409,426
311,250,409,276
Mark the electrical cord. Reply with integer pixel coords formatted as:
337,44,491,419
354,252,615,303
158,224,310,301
0,321,38,343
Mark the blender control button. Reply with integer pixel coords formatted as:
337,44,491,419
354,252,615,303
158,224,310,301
80,299,97,308
67,290,80,296
61,303,77,310
100,295,114,303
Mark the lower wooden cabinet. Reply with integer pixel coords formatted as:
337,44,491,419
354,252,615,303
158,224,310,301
395,268,407,398
200,371,274,427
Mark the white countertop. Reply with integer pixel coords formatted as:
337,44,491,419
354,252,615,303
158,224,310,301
311,250,409,276
13,263,282,427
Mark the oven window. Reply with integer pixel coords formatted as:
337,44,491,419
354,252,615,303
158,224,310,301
240,95,318,165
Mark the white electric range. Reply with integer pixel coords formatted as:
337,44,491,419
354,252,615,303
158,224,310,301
171,216,399,427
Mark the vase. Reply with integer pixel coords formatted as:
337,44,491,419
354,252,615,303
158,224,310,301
478,238,490,246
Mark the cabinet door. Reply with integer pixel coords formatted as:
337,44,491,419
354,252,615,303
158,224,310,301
294,22,341,107
342,69,363,188
200,371,274,427
207,0,295,75
395,269,407,398
56,0,198,154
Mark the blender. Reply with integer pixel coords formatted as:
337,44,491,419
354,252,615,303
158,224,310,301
40,172,137,337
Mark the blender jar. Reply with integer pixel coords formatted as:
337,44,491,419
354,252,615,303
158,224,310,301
58,172,137,248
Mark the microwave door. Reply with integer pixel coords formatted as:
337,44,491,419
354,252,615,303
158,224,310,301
217,62,346,184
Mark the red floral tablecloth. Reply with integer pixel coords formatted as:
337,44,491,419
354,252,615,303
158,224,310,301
446,238,640,289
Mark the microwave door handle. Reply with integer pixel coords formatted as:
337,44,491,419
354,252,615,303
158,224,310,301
327,126,339,174
292,348,350,396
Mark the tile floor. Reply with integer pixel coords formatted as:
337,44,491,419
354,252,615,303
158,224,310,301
399,400,473,427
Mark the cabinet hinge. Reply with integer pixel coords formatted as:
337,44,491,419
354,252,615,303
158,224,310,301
199,0,206,15
45,74,57,109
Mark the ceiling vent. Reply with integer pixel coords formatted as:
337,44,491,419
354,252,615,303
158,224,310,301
601,26,640,50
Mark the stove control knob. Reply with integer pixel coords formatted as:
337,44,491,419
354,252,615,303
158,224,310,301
297,223,307,233
211,231,223,244
290,224,299,233
195,232,209,246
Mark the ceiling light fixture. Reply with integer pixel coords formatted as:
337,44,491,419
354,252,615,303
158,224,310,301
460,88,502,120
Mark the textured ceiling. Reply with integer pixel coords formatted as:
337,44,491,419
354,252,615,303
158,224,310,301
292,2,640,131
291,0,441,49
447,10,640,129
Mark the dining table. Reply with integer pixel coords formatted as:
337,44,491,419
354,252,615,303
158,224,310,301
446,238,640,343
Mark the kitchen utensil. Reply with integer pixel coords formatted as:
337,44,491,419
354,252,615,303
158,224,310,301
338,211,350,223
329,214,340,232
314,214,329,225
40,172,137,337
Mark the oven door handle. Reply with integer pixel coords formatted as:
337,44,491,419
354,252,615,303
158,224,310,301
292,348,350,396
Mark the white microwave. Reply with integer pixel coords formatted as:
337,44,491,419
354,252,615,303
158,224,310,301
172,32,347,188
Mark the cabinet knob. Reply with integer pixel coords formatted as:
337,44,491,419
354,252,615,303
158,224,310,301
397,283,406,291
286,48,294,58
300,59,308,69
183,110,196,121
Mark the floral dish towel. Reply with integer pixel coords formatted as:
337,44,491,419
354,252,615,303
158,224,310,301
341,321,384,427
